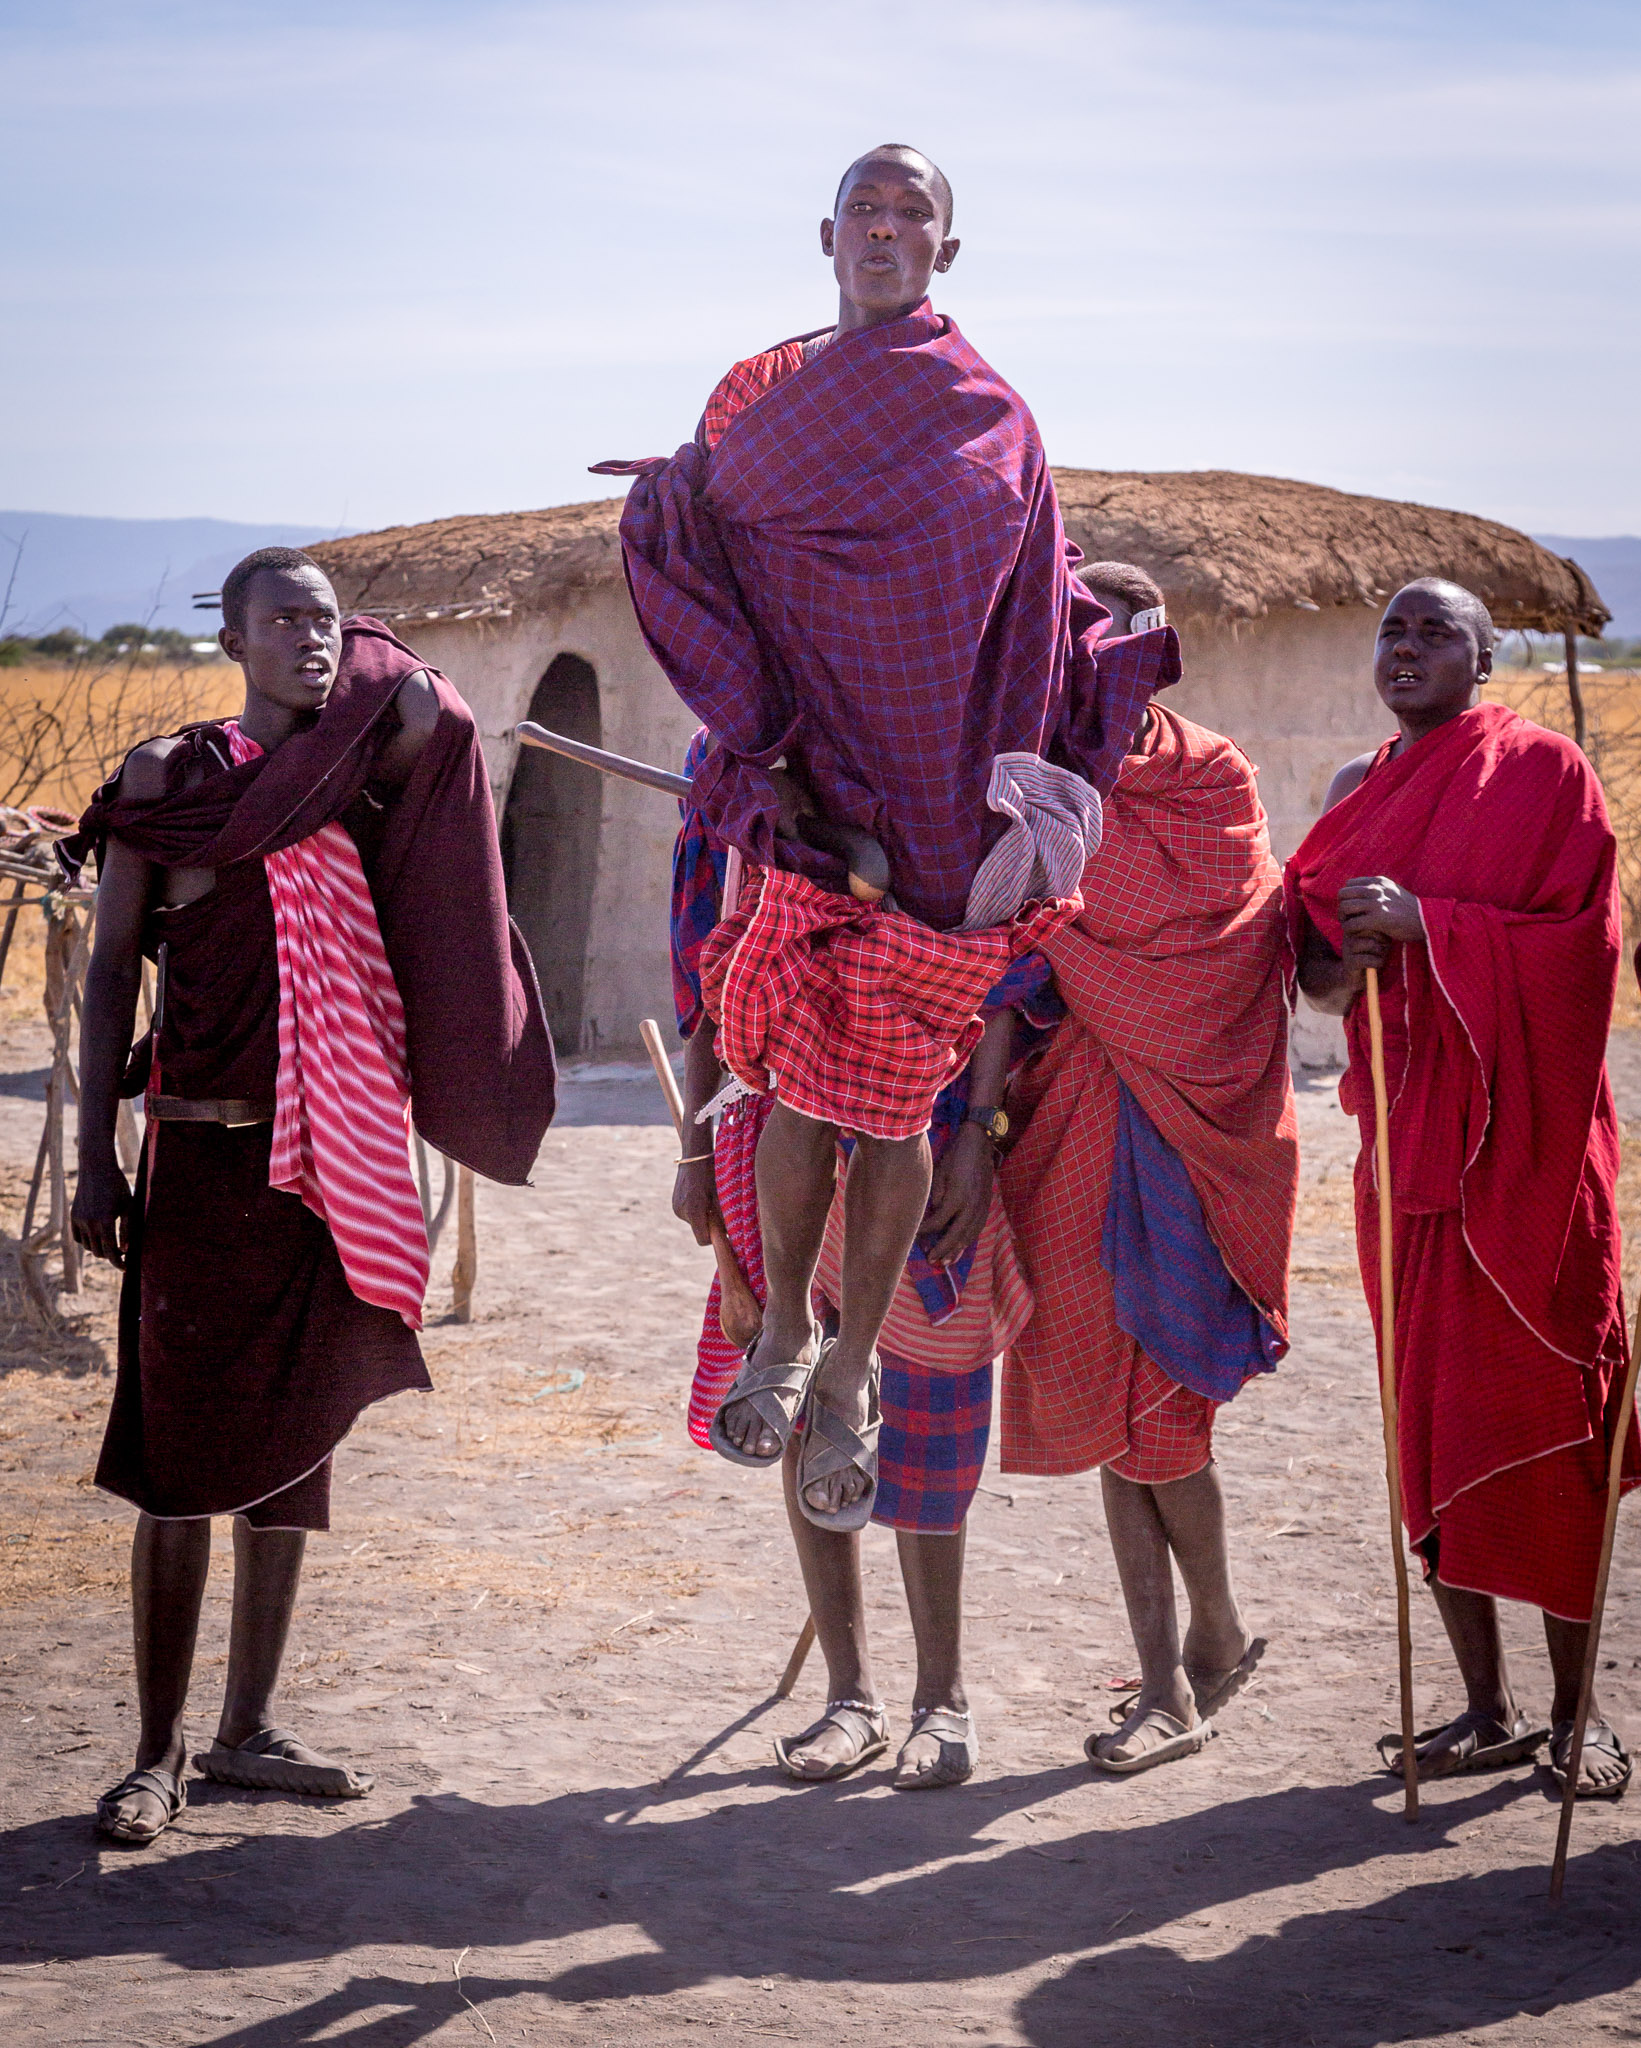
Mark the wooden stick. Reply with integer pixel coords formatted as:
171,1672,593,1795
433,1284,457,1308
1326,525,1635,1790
1549,1291,1641,1901
1366,966,1418,1821
451,1164,476,1324
775,1615,817,1699
638,1018,762,1350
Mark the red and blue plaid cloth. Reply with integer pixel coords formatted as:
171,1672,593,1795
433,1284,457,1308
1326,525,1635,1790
597,301,1178,932
671,729,1060,1320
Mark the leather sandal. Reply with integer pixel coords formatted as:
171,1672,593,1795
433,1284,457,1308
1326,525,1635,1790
774,1699,888,1782
708,1324,824,1468
893,1707,978,1789
795,1343,880,1532
97,1766,187,1845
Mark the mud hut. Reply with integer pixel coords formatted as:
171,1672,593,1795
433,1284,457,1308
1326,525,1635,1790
309,473,1606,1055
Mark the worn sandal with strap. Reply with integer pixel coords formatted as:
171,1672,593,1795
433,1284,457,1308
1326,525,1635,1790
193,1727,373,1799
1087,1708,1213,1775
774,1698,889,1782
796,1344,881,1532
708,1323,825,1468
1548,1719,1633,1800
1375,1710,1546,1780
97,1765,187,1846
893,1707,978,1790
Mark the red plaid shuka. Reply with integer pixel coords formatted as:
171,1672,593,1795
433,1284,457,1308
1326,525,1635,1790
1001,708,1297,1478
700,863,1078,1140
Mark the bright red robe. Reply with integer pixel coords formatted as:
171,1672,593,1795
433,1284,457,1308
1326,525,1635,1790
1286,702,1637,1620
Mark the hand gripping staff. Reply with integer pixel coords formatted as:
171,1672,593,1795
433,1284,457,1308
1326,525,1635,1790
1366,966,1419,1822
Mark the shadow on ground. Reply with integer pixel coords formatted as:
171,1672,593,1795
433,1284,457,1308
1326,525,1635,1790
4,1748,1636,2046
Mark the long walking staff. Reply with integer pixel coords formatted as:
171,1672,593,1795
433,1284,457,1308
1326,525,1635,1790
1549,1296,1641,1901
639,1018,763,1349
1366,965,1419,1821
639,1016,817,1697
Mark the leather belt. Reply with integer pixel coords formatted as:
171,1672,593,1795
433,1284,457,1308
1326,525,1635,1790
147,1095,276,1128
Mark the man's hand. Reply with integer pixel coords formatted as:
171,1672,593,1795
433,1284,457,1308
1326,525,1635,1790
72,1156,134,1269
672,1157,719,1248
921,1123,996,1268
1337,875,1424,946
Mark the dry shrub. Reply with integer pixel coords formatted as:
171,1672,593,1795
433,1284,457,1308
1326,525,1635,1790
0,653,240,817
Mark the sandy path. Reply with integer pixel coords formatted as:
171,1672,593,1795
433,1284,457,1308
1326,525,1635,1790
1,1032,1638,2047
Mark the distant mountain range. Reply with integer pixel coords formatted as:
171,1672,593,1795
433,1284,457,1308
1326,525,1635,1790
0,512,354,639
3,509,1637,645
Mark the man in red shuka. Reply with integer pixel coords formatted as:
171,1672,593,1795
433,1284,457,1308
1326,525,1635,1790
1289,578,1637,1798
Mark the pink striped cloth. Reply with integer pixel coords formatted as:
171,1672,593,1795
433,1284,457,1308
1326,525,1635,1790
226,722,429,1328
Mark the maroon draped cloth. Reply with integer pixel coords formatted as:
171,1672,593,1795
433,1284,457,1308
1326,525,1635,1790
597,301,1178,932
1286,703,1637,1619
65,618,556,1180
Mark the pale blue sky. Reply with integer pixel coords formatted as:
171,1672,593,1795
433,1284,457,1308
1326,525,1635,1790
3,0,1636,534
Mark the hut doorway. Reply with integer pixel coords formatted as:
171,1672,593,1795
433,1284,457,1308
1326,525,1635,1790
502,653,601,1054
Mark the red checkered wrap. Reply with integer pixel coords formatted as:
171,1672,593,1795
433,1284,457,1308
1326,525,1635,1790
699,863,1078,1141
686,1092,773,1448
1105,1371,1215,1485
702,342,806,452
870,1353,993,1532
1000,708,1295,1475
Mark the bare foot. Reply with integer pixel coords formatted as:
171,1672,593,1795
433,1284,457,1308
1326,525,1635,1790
96,1755,186,1845
776,1701,886,1782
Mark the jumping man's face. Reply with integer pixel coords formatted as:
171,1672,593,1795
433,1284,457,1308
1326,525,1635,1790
1373,585,1489,729
220,566,342,713
821,159,959,326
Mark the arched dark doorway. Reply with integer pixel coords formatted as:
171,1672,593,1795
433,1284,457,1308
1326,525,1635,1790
501,653,601,1054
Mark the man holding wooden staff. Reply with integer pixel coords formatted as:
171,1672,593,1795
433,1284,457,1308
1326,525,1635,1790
1289,577,1637,1796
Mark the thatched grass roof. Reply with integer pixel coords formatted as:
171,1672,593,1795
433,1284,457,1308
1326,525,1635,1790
310,470,1608,636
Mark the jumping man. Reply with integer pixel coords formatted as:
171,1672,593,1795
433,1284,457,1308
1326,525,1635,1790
599,146,1174,1531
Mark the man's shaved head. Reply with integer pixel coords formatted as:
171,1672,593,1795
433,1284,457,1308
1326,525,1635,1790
1391,578,1496,652
834,144,953,232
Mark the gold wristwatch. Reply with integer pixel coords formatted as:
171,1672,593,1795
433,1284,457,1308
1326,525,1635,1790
965,1104,1009,1145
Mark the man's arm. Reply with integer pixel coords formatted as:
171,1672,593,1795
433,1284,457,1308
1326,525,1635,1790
71,748,167,1267
372,670,440,787
921,1010,1015,1267
672,1022,723,1248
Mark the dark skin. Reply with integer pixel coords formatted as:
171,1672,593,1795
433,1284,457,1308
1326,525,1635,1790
675,1011,1009,1780
75,563,438,1840
717,149,961,1515
1297,580,1624,1790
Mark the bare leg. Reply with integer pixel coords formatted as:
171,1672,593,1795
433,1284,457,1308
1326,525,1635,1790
102,1514,213,1837
1544,1612,1626,1792
805,1132,932,1517
777,1437,882,1776
720,1103,837,1460
217,1520,306,1748
897,1528,967,1715
1148,1463,1253,1683
1097,1469,1194,1756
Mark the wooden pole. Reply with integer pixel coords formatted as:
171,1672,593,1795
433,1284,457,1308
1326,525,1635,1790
1549,1293,1641,1901
638,1018,762,1350
775,1616,817,1699
1564,626,1588,755
451,1164,476,1323
1366,966,1418,1821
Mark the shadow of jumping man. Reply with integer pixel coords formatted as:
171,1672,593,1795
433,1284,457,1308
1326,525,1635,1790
4,1765,1636,2045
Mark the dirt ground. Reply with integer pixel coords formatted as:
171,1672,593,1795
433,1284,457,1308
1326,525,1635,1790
2,1020,1639,2048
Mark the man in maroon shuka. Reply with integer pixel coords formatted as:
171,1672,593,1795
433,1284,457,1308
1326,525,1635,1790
1290,579,1636,1797
70,548,554,1845
605,146,1176,1534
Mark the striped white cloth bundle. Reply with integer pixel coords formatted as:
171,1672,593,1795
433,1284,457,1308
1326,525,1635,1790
226,722,429,1328
957,752,1103,933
